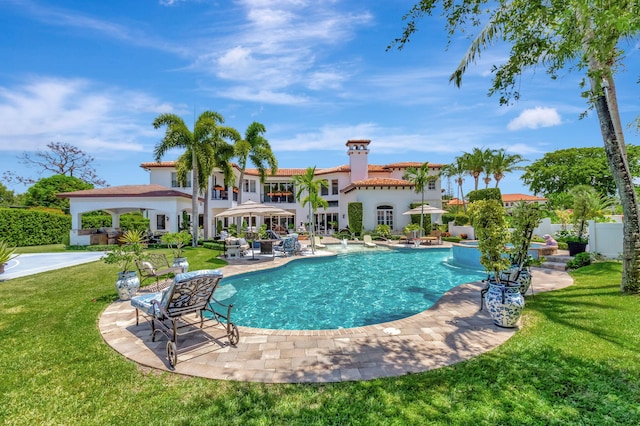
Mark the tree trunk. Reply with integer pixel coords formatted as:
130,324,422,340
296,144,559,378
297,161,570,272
191,150,199,247
590,73,640,292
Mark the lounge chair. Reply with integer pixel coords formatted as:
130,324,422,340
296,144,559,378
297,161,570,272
136,254,183,291
313,236,326,249
273,235,297,257
363,235,376,248
130,269,239,367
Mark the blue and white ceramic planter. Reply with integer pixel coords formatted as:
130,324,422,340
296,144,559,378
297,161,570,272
172,257,189,273
500,266,532,295
115,271,140,300
485,281,525,328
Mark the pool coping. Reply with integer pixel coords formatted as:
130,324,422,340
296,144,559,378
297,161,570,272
99,245,574,383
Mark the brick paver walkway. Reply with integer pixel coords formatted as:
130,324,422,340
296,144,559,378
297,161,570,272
99,244,573,383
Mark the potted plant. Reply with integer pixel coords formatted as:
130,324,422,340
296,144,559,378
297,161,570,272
102,229,145,300
567,185,611,256
161,231,192,272
0,240,19,274
469,199,524,328
507,202,543,295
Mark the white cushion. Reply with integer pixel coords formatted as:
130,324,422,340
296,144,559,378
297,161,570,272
141,261,155,275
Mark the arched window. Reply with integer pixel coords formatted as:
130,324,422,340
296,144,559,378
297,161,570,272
377,205,393,228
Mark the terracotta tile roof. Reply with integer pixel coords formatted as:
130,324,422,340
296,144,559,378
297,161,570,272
57,184,194,199
502,193,548,202
139,161,176,168
385,162,444,169
345,139,371,146
342,178,413,194
447,198,465,205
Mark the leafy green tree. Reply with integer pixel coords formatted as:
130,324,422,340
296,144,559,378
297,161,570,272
153,111,238,246
235,122,278,205
403,162,436,237
24,174,92,212
522,146,640,197
0,182,20,206
291,166,328,253
392,0,640,292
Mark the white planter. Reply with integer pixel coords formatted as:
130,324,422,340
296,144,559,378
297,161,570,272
115,271,140,300
173,257,189,273
485,281,525,328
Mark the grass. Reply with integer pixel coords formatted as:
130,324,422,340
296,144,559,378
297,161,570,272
1,250,639,425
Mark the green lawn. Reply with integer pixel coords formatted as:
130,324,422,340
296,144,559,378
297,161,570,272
1,250,639,425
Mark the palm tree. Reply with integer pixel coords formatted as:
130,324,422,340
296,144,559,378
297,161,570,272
482,149,496,188
174,129,237,239
491,149,526,188
235,122,278,205
463,147,492,190
291,166,328,253
440,156,467,212
153,111,238,246
403,162,436,237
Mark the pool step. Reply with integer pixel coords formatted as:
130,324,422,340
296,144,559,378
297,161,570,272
539,254,573,271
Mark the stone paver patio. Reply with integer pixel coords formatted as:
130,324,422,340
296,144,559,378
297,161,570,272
99,244,573,383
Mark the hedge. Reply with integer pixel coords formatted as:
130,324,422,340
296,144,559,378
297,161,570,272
0,208,71,246
467,188,502,203
348,202,363,236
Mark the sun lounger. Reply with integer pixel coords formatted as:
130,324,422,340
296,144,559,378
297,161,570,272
363,235,376,248
130,269,239,367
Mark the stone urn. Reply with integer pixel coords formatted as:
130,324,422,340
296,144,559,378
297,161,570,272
172,257,189,273
485,281,525,328
115,271,140,301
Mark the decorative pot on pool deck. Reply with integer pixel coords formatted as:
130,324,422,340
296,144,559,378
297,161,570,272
485,280,525,328
172,257,189,273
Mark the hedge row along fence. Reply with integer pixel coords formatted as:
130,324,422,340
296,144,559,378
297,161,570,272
0,208,71,246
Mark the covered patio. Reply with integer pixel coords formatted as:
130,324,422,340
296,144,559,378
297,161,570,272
57,184,199,245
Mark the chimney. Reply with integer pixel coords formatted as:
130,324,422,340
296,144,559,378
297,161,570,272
346,139,370,183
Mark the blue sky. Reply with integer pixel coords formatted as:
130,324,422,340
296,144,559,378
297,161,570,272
1,0,638,197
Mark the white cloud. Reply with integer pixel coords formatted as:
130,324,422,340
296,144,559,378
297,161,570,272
507,107,562,130
0,77,175,154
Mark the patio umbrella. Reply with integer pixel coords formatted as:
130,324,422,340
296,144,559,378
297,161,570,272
402,204,448,215
215,200,294,260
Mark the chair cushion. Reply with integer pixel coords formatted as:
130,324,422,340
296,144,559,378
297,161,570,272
131,291,164,317
141,261,155,275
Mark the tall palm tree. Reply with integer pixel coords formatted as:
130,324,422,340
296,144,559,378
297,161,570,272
153,111,237,246
440,156,467,212
463,147,492,190
174,128,238,239
291,166,328,253
403,162,436,237
235,122,278,205
491,149,526,188
482,149,496,188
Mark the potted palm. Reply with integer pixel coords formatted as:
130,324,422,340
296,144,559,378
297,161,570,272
161,231,192,272
102,229,145,300
469,199,524,328
0,240,19,275
567,185,611,256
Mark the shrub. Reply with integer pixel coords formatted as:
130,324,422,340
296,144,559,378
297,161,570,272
441,212,456,225
468,188,502,203
0,208,71,246
454,213,469,226
348,202,363,236
567,252,591,269
373,224,391,240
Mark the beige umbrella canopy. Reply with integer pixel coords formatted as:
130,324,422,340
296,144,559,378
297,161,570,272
215,200,294,260
402,204,447,215
215,200,294,218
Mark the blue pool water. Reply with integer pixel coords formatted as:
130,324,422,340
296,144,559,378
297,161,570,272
215,249,484,330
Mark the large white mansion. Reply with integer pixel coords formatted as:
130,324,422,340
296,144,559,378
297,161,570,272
61,140,444,244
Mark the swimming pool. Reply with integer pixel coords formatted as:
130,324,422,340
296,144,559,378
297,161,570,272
215,249,485,330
